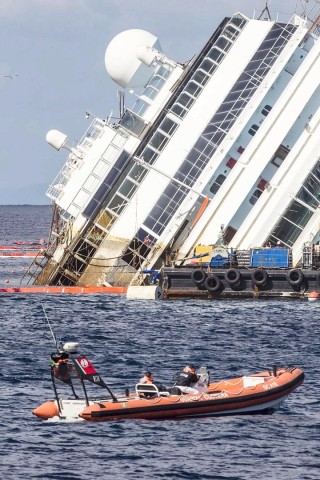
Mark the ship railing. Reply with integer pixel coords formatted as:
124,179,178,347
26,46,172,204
46,119,107,202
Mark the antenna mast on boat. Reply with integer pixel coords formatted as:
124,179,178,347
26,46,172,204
41,303,59,350
258,1,272,20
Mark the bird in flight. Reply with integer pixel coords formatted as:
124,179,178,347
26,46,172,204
4,74,18,79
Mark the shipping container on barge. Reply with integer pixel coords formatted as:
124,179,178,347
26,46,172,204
24,2,320,296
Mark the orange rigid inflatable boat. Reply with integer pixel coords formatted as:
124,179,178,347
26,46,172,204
33,342,304,422
79,367,304,421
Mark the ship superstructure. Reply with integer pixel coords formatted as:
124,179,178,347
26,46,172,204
29,4,320,287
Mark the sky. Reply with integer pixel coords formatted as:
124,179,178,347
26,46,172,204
0,0,310,204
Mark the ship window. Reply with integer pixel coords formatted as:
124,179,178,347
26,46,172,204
141,146,158,165
119,110,145,135
108,194,128,215
192,70,210,86
101,145,119,163
159,117,178,136
93,159,109,178
148,74,166,90
229,15,247,29
132,99,150,117
185,81,202,98
248,124,259,136
83,175,100,194
73,189,90,208
283,200,314,228
262,104,272,116
118,179,137,199
157,66,171,79
296,165,320,209
210,174,226,194
110,131,128,148
207,47,225,64
143,86,158,100
270,145,290,167
115,151,131,170
199,58,216,75
95,209,115,231
249,189,263,205
177,92,195,109
149,131,169,151
203,129,225,146
297,185,319,210
128,164,147,183
215,37,232,52
171,103,188,119
223,25,239,41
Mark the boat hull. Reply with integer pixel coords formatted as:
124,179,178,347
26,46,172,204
79,368,304,422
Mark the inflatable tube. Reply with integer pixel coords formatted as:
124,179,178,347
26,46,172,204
204,274,221,292
126,285,162,300
251,269,268,287
287,269,304,286
224,268,241,286
191,269,206,285
32,401,59,420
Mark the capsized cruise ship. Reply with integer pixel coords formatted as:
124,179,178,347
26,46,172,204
28,3,320,288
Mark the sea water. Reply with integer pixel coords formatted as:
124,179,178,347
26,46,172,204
0,206,319,480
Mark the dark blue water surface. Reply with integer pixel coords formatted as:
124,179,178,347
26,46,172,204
0,206,319,480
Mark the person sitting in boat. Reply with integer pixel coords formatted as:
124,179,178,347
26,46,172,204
139,371,153,384
139,371,167,394
174,364,200,394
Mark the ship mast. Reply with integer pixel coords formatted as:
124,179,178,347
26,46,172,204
258,1,272,21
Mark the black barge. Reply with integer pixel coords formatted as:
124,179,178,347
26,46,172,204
159,246,320,299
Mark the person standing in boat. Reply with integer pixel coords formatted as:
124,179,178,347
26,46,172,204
174,364,200,394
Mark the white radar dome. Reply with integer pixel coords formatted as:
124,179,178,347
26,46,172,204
105,29,162,89
46,130,68,151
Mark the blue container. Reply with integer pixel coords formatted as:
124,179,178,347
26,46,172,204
250,248,289,268
210,254,229,267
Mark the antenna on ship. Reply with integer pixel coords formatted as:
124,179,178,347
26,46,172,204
117,90,125,118
258,1,272,20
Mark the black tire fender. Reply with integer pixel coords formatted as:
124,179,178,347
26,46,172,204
287,269,304,286
251,269,268,287
204,274,221,292
191,269,206,285
224,268,241,285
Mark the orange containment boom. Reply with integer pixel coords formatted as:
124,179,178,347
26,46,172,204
0,286,127,294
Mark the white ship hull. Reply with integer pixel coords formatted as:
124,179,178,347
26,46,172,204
26,6,320,289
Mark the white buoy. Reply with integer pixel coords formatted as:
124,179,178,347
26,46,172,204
126,285,163,300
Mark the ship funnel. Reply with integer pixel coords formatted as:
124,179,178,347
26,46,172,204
46,130,68,151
